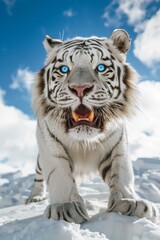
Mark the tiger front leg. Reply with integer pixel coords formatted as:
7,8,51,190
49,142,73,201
43,156,89,224
26,155,46,204
107,158,159,223
100,128,159,223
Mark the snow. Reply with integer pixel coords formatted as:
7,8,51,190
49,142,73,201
0,158,160,240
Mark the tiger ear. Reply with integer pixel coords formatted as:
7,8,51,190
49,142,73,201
109,29,131,54
43,35,62,54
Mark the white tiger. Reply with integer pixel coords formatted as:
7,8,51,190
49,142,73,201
27,29,159,223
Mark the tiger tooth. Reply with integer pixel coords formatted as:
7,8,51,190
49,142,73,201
72,111,94,122
72,112,79,122
88,111,94,122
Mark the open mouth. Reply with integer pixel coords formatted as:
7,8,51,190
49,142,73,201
66,104,103,129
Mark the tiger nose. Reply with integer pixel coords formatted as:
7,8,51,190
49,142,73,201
69,84,94,97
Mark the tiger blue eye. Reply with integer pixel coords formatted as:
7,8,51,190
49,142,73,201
97,64,106,72
60,65,69,74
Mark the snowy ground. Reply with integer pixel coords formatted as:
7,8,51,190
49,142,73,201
0,158,160,240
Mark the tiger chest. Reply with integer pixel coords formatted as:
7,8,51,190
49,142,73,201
66,139,114,175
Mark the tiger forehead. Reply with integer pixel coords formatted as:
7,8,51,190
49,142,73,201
56,38,112,63
62,37,107,48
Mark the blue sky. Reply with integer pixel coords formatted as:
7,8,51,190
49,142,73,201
0,0,160,116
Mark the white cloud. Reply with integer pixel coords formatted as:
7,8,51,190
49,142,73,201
63,9,75,17
0,89,37,175
0,89,6,103
117,0,153,25
102,1,120,27
103,0,153,27
10,67,35,93
133,10,160,68
2,0,15,15
128,80,160,160
103,0,160,70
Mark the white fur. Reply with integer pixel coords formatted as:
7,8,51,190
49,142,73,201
27,30,159,223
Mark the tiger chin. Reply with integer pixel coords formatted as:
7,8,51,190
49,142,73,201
26,29,159,223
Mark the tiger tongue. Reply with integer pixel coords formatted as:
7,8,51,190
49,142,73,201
72,104,94,123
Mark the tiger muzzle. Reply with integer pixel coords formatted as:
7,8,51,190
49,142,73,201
66,104,103,129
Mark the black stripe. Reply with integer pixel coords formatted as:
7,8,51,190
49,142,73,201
73,202,86,219
63,39,83,46
126,203,133,215
107,48,112,54
114,66,122,99
90,53,94,63
46,68,53,102
117,66,121,80
99,151,112,169
110,173,117,179
106,81,115,91
99,130,123,177
102,164,112,180
61,50,68,59
51,57,56,63
36,155,42,175
62,43,83,51
62,211,69,222
50,81,59,93
34,178,44,182
99,129,119,169
91,46,104,58
52,75,56,82
108,199,115,211
111,55,116,60
106,69,114,74
46,68,50,83
48,206,51,218
66,210,72,219
54,155,69,161
47,168,56,185
57,211,60,220
45,122,65,146
36,168,42,175
53,57,64,63
113,154,124,158
129,201,138,216
108,75,115,81
95,90,107,95
144,206,148,212
52,70,63,77
70,55,74,64
58,38,106,54
102,56,111,61
37,156,42,171
88,38,105,45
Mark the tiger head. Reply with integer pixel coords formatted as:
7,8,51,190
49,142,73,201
33,29,138,142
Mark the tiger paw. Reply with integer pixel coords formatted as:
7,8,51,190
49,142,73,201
44,201,89,224
26,183,46,204
26,195,46,204
132,199,159,223
108,192,159,223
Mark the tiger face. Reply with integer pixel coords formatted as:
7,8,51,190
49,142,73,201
33,30,137,141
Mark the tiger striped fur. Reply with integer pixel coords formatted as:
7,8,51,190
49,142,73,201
26,29,159,223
